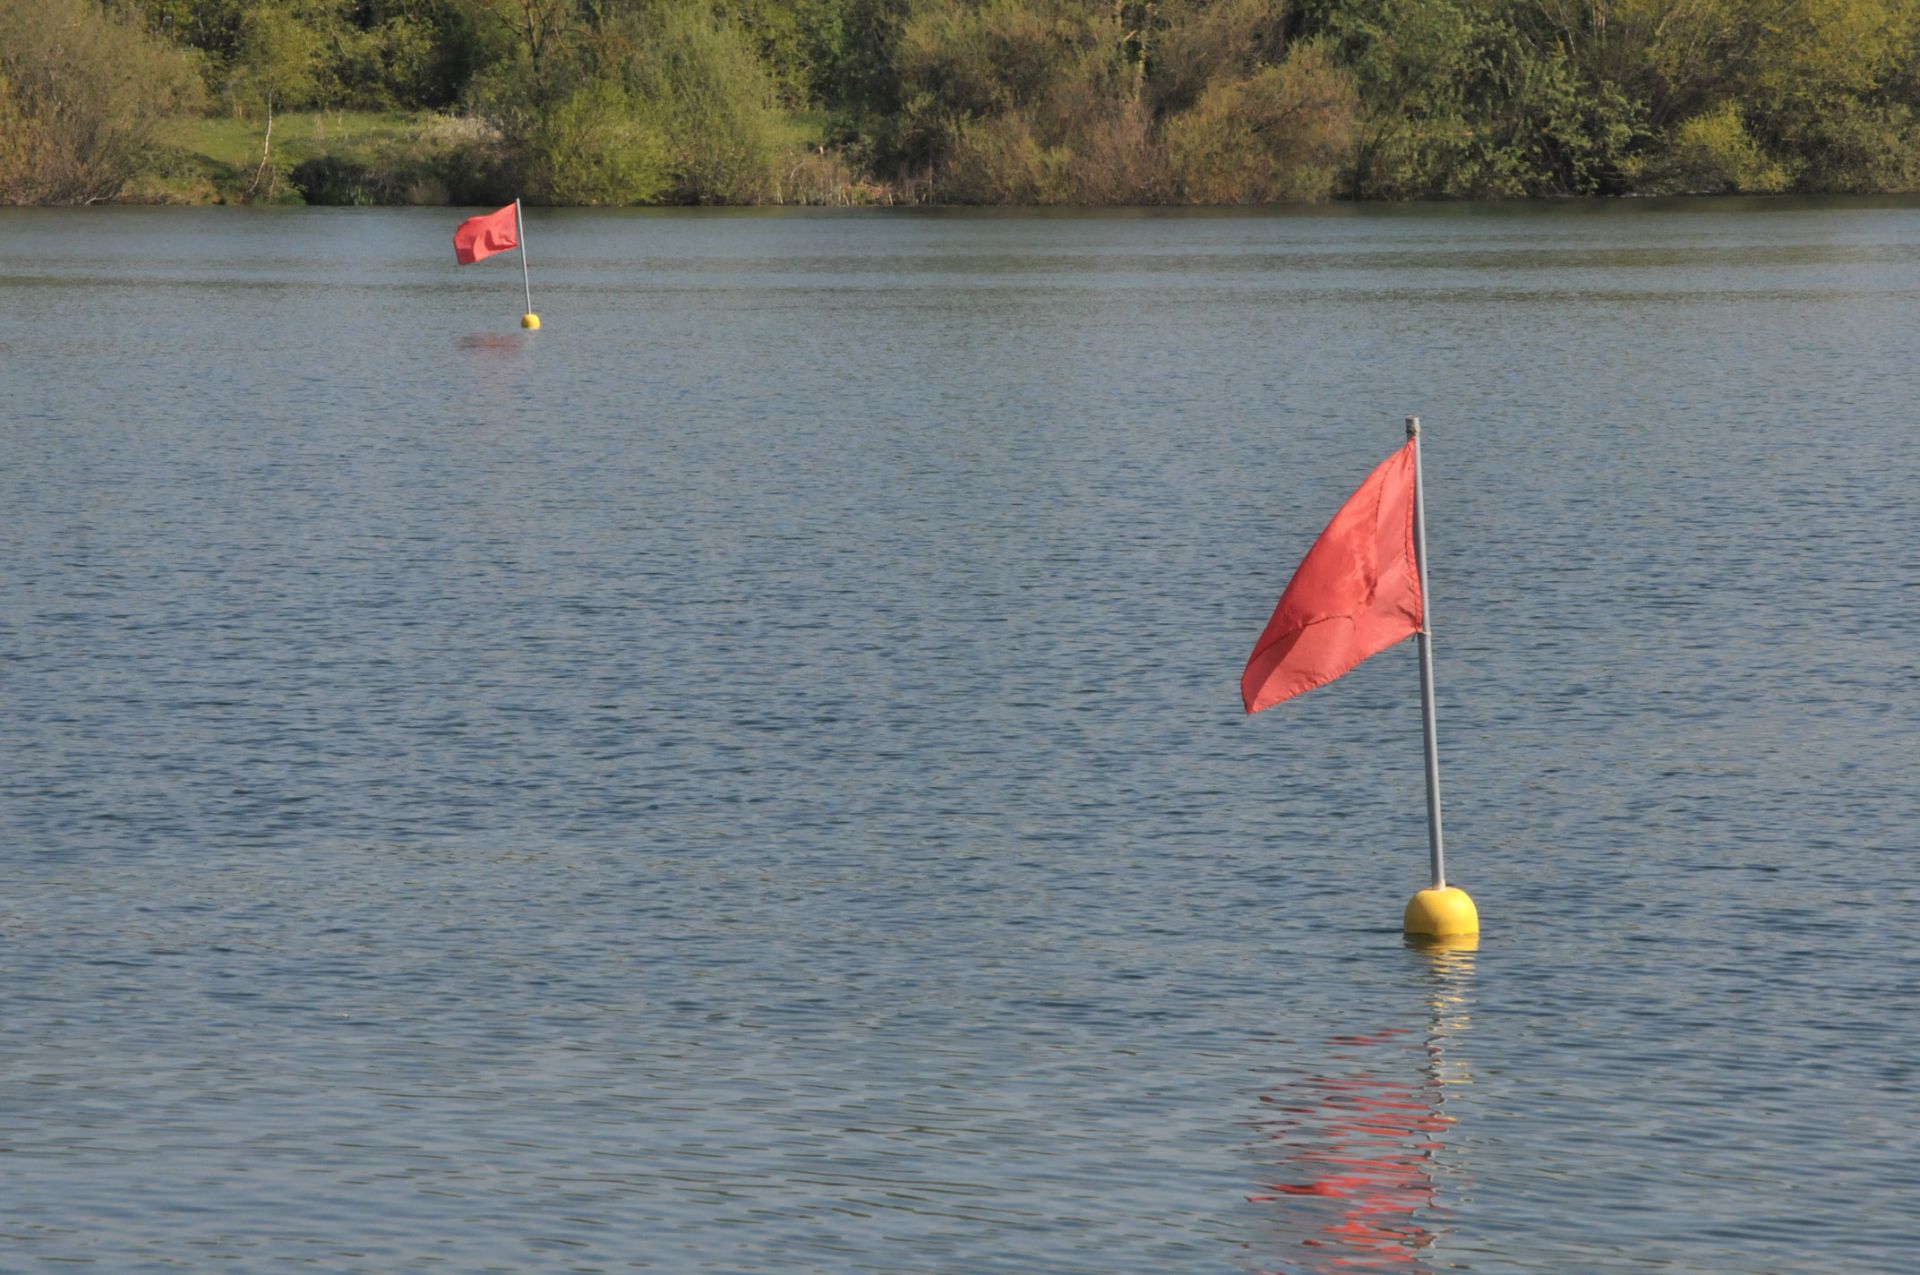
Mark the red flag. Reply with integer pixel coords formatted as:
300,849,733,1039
1242,441,1424,714
454,204,520,264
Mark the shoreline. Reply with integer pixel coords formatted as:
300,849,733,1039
35,191,1920,212
27,105,1917,212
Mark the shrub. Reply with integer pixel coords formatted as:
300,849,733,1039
1638,102,1790,194
1166,43,1358,203
519,78,671,205
618,2,788,203
777,144,896,204
940,111,1076,202
1068,97,1171,204
0,0,204,204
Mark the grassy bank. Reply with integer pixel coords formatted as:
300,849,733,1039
129,112,507,206
129,109,884,207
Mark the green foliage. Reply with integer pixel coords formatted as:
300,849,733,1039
895,0,1359,203
818,0,910,131
941,113,1078,203
1311,0,1920,197
125,0,249,70
1634,102,1790,194
229,2,329,114
121,0,478,109
1165,41,1358,203
1313,0,1630,197
898,0,1088,122
0,0,204,204
618,2,788,202
715,0,854,108
467,0,785,203
519,77,670,203
1745,0,1920,192
1146,0,1295,119
328,10,443,108
22,0,1920,203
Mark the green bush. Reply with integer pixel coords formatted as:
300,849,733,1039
899,0,1353,204
0,0,204,204
520,78,671,205
1166,42,1358,203
619,2,788,203
1636,102,1790,194
470,1,785,205
1066,98,1171,204
1744,0,1920,193
941,111,1076,202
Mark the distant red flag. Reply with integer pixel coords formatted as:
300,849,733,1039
1242,441,1424,714
454,204,519,264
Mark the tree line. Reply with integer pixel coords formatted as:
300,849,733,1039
4,0,1918,205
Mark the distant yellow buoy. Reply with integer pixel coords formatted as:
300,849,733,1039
521,313,541,330
1404,885,1478,939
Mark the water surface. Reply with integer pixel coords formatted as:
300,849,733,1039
3,200,1918,1272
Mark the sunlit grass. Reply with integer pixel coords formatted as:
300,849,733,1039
134,108,839,204
160,110,440,168
133,110,496,204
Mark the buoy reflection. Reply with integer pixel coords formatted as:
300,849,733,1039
456,333,527,353
1250,938,1476,1272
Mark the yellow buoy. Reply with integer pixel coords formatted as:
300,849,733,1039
1404,885,1478,939
521,313,541,330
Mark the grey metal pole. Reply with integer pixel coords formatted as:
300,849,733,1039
1407,416,1447,890
516,198,533,316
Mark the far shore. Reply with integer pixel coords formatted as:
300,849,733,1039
62,110,1914,213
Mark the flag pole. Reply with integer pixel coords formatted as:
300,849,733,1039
1402,416,1476,939
516,198,539,330
1407,415,1445,889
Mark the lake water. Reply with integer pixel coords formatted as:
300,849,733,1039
3,200,1918,1273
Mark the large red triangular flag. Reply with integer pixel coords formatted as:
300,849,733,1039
454,204,520,264
1242,440,1424,713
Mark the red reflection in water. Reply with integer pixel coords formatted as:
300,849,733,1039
1250,952,1472,1274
